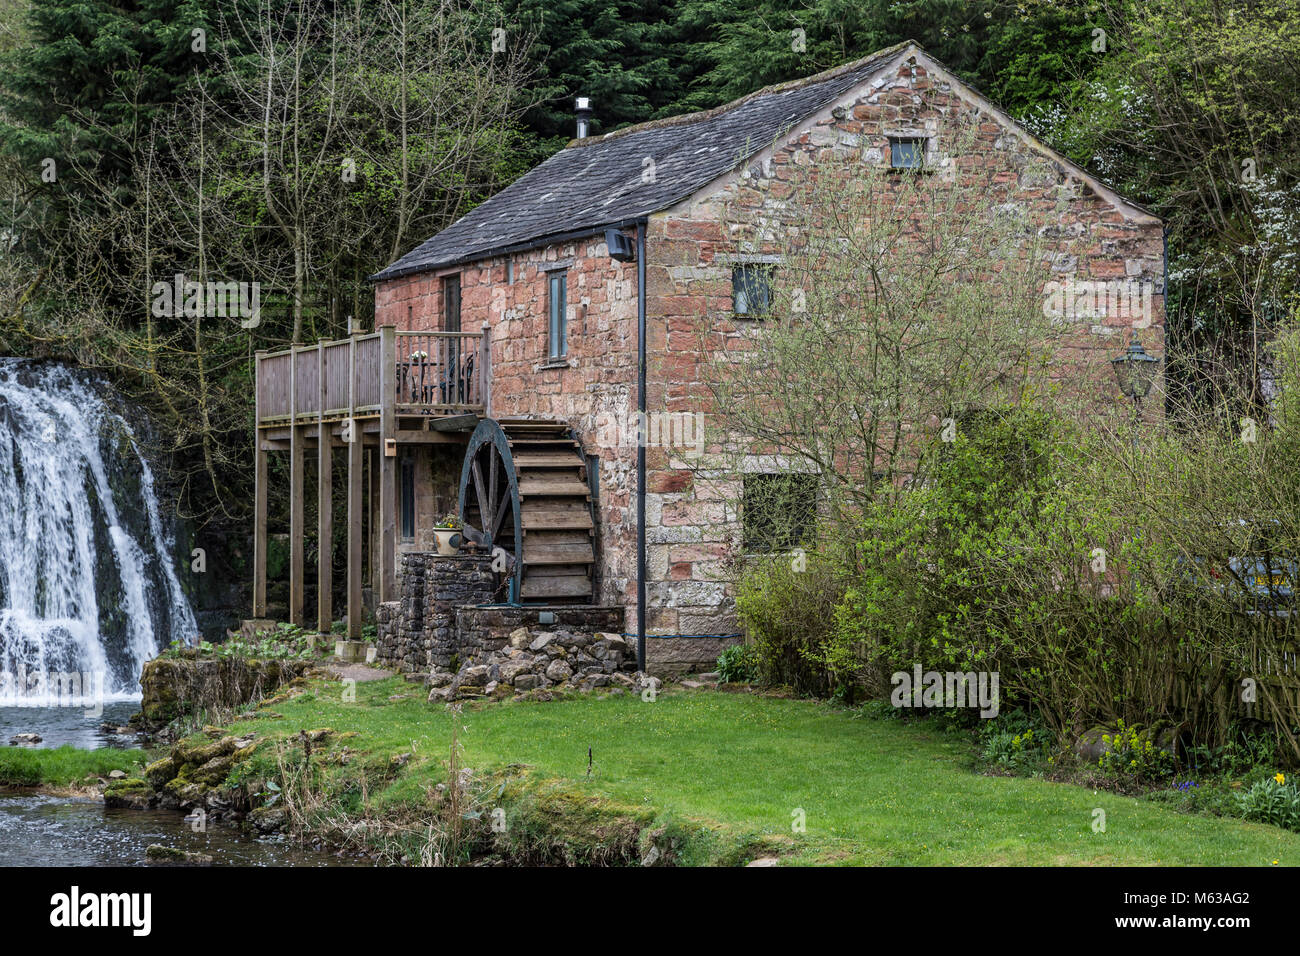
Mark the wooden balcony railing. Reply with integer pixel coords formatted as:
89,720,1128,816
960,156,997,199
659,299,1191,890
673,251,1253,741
394,331,485,410
255,325,490,426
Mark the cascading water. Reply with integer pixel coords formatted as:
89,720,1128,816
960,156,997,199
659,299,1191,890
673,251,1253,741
0,361,197,704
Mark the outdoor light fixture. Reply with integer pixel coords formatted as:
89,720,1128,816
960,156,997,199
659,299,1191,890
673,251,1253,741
1111,331,1160,402
1111,331,1160,443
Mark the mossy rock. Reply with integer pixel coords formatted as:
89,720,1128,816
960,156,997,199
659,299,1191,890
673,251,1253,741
145,845,213,865
145,756,179,788
190,754,237,786
162,777,209,806
138,656,311,725
249,805,287,834
104,778,152,810
175,736,238,765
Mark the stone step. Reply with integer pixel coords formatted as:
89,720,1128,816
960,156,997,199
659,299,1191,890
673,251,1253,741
333,640,369,663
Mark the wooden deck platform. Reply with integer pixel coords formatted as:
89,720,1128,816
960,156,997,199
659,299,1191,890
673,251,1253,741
253,325,491,638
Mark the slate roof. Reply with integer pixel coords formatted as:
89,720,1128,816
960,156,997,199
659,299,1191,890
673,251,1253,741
372,42,914,281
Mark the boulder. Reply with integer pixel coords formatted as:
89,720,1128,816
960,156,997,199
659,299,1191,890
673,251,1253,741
509,627,531,649
545,659,573,683
249,805,287,834
529,633,558,652
145,755,180,788
103,778,152,810
498,660,532,684
458,664,490,687
145,845,213,865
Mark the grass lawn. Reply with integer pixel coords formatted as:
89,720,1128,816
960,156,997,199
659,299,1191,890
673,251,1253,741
0,745,146,789
213,676,1299,866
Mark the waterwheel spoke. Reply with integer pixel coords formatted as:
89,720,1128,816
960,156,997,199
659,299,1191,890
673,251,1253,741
472,456,492,536
491,484,512,540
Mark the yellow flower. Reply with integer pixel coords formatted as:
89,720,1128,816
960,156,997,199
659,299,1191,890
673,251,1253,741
1276,773,1286,785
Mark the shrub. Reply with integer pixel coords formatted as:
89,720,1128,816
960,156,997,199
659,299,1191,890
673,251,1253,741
734,549,849,697
1235,776,1300,832
1095,720,1178,783
715,644,760,683
979,709,1052,773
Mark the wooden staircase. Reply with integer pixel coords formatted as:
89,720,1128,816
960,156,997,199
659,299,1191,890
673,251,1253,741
498,418,597,602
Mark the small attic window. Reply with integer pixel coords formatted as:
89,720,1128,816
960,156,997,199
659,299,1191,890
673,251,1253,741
732,264,774,318
888,136,926,170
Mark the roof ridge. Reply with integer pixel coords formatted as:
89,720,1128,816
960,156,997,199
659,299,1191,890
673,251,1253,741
563,39,920,150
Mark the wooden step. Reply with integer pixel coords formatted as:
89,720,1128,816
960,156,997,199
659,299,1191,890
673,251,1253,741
522,528,593,545
508,439,581,450
520,509,594,531
522,541,595,565
518,479,591,497
512,453,588,468
520,573,594,599
501,424,571,435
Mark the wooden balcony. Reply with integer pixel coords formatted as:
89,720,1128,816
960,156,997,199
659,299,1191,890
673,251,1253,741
255,325,491,429
251,324,492,640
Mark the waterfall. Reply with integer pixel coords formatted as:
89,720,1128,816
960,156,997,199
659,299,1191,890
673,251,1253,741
0,361,197,704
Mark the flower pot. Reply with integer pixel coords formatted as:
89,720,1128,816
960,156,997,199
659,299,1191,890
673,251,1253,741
433,528,461,556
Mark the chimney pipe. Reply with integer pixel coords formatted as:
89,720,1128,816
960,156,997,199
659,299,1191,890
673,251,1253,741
575,96,592,139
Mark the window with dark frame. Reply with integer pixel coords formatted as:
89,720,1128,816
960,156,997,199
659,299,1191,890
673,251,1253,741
548,270,567,360
888,136,926,170
399,455,416,541
442,275,461,332
732,263,774,317
742,473,819,552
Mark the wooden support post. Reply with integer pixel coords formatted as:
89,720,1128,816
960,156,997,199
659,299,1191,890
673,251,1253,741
316,340,332,635
480,322,492,417
346,335,363,639
289,348,304,626
253,349,268,618
378,325,397,603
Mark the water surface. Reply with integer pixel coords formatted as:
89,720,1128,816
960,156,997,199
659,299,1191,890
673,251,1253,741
0,793,364,866
0,700,141,749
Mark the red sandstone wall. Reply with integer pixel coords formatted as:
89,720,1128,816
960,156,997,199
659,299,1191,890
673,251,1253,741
374,239,641,612
639,58,1166,638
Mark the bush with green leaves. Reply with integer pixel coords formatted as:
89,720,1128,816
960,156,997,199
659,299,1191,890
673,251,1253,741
731,317,1300,764
733,549,850,697
979,709,1052,773
1095,720,1178,783
715,644,761,683
1235,776,1300,832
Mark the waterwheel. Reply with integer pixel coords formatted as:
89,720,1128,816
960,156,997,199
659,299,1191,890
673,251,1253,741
457,418,596,603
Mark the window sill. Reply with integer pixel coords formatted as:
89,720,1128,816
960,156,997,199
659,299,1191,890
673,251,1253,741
540,359,570,369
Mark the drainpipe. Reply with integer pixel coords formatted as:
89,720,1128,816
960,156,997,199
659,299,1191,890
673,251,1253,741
636,218,648,673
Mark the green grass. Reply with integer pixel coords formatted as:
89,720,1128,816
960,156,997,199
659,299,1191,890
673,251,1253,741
214,677,1300,865
0,745,148,788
